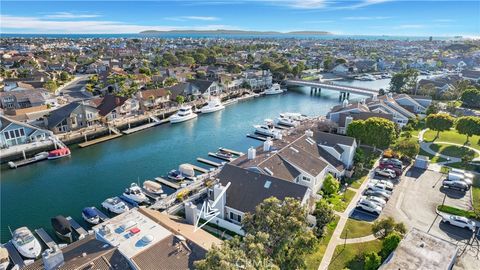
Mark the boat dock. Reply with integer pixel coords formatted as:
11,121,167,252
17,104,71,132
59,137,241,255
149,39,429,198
8,154,48,169
78,133,122,148
4,241,25,268
208,152,234,161
66,216,87,237
91,207,109,221
246,133,268,141
154,177,180,189
185,163,209,174
35,228,56,249
197,157,222,167
122,116,168,135
218,147,244,156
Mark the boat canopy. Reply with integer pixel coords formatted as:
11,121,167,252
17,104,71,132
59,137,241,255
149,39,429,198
82,207,98,219
144,180,161,191
51,215,72,235
49,147,70,155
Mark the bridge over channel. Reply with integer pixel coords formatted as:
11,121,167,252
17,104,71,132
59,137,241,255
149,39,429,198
285,79,378,99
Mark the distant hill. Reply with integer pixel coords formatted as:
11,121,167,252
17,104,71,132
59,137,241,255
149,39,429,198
139,29,332,36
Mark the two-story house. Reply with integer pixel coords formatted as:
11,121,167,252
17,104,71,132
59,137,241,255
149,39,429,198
45,102,100,133
1,115,51,148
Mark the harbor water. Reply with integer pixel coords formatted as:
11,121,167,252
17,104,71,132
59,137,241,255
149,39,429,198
0,81,389,243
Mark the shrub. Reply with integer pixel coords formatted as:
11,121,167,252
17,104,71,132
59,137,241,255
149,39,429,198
364,252,382,270
322,174,339,196
372,217,406,238
313,200,334,238
380,232,402,259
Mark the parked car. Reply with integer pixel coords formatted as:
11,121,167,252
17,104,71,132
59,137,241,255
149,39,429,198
368,183,393,193
442,180,470,191
378,163,402,175
364,189,391,200
362,195,387,207
441,215,476,231
380,158,403,169
368,179,394,189
356,198,383,214
375,168,397,179
447,172,473,186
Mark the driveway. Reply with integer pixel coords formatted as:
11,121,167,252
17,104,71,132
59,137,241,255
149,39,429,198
58,74,91,101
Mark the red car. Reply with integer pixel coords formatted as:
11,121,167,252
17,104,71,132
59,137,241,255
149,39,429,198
378,164,401,176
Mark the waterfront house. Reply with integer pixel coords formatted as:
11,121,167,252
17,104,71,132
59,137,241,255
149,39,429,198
136,88,171,110
187,79,222,98
45,102,100,133
0,89,52,116
332,64,350,75
393,94,428,114
243,69,272,90
0,115,51,148
97,94,139,122
336,111,393,135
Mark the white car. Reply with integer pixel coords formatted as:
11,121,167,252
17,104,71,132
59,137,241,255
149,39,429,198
362,195,387,207
375,168,396,179
368,183,393,193
368,179,394,189
442,215,476,231
356,198,383,215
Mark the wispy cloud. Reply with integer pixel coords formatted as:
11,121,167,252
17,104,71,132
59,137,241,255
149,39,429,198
269,0,393,10
283,0,328,9
304,20,335,24
345,0,393,9
394,24,425,29
433,19,454,23
0,14,235,34
343,16,391,20
44,12,100,19
165,16,220,21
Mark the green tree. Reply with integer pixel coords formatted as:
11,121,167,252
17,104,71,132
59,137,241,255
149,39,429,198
194,53,207,64
372,217,406,238
461,88,480,109
425,113,455,139
393,138,420,159
425,103,439,115
162,52,178,66
389,69,419,94
138,67,151,76
323,56,333,70
380,232,402,259
455,116,480,143
322,174,339,196
85,83,94,92
313,199,334,237
347,117,397,149
59,71,70,82
44,80,58,92
175,95,185,105
163,77,178,87
364,252,382,270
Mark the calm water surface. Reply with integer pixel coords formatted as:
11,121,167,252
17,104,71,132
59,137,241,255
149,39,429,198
0,82,388,242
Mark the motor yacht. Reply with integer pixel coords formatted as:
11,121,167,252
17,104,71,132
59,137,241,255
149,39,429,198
169,106,198,123
143,180,163,195
102,197,129,214
82,207,100,225
254,119,282,137
264,83,284,95
215,149,234,160
47,147,71,160
167,169,185,181
11,227,42,259
275,115,298,127
279,112,307,122
200,98,225,113
51,215,73,243
123,183,148,203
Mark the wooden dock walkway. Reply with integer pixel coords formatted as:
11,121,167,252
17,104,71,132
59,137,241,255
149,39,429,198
185,163,209,174
4,241,25,268
122,117,168,135
78,133,122,148
91,207,109,221
247,133,268,141
35,228,56,249
208,152,233,161
154,177,180,189
197,157,221,167
66,216,87,237
8,153,48,169
219,147,244,156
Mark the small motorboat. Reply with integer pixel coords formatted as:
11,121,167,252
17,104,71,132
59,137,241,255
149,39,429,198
275,116,298,127
123,183,148,203
102,196,129,214
264,83,284,95
215,149,234,160
47,147,71,160
51,215,73,243
169,105,198,123
143,180,163,195
82,207,100,225
11,227,42,259
167,169,185,181
200,98,225,113
0,246,9,270
254,119,282,137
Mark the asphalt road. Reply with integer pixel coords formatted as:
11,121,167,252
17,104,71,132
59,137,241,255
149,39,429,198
59,74,91,101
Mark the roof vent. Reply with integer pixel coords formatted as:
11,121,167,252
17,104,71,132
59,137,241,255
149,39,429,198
289,147,299,153
306,137,315,145
264,181,272,189
419,242,425,248
263,167,274,176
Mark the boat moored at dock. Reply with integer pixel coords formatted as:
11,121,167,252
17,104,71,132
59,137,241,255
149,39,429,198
254,119,282,138
200,98,225,113
101,197,129,214
167,169,185,181
11,227,42,259
47,147,71,160
169,105,198,123
51,215,73,243
81,207,100,225
122,183,148,203
264,83,285,95
143,180,163,195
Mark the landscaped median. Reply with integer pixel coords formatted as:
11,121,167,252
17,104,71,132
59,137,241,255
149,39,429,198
437,205,477,219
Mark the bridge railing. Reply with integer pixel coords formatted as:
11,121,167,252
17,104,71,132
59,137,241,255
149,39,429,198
286,80,377,93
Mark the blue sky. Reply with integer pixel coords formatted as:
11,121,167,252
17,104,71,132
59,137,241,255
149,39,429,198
1,1,479,36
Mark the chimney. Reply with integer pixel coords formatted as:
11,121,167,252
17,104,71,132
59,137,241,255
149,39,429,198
42,245,64,270
305,129,313,137
263,138,272,151
247,147,256,160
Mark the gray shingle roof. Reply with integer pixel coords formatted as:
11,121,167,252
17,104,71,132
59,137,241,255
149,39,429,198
46,102,81,129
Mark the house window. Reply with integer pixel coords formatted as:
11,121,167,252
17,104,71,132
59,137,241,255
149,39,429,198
19,129,25,136
229,211,242,223
4,132,10,139
302,176,310,182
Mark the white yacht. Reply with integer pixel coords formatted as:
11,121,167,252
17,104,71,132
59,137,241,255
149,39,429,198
254,119,282,137
143,180,163,195
264,83,284,95
123,183,148,203
82,207,100,225
275,116,298,127
102,197,129,214
200,98,225,113
11,227,42,259
279,112,307,122
169,105,198,123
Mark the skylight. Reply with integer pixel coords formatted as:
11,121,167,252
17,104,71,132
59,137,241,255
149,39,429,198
264,181,272,189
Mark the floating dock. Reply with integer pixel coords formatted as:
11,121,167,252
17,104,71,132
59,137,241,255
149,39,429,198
78,134,123,148
218,147,244,156
4,241,25,268
8,153,48,169
185,163,209,174
208,152,234,161
35,228,56,249
154,177,180,189
197,157,221,167
246,133,268,141
122,117,168,135
91,207,110,221
66,216,88,237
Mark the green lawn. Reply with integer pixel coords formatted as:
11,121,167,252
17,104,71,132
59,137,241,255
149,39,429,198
430,143,479,159
328,240,383,270
326,189,357,212
340,218,374,239
305,215,340,270
349,175,367,189
472,176,480,214
447,162,480,172
423,129,480,152
418,148,448,163
437,205,477,219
